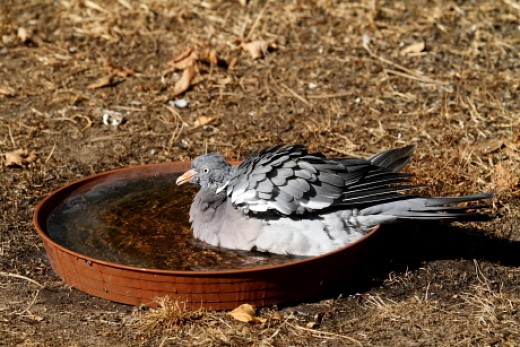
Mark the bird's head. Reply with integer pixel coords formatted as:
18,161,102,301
176,153,233,191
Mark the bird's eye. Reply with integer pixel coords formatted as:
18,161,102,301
202,167,210,174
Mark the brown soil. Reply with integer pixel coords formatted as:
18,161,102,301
1,0,519,346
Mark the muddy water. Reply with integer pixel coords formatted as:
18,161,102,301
46,174,301,270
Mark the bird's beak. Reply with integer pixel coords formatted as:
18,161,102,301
176,169,196,186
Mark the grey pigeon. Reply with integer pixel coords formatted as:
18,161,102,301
176,145,492,256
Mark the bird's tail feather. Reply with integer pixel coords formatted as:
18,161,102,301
423,193,493,207
359,192,493,222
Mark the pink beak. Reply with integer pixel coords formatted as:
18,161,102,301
175,169,196,186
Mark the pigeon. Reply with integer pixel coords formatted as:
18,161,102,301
176,145,492,256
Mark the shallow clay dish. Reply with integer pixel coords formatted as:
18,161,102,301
33,162,380,310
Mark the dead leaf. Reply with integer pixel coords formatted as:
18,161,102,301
494,163,519,192
193,115,217,127
108,66,135,78
306,321,319,329
478,140,504,154
88,75,116,89
172,65,196,96
17,27,28,42
241,40,277,60
217,77,233,86
400,41,425,55
169,48,199,70
172,48,194,63
0,84,16,96
202,48,218,66
227,304,267,323
88,65,134,89
5,149,37,167
238,0,248,6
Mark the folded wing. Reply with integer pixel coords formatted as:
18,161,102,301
224,145,421,216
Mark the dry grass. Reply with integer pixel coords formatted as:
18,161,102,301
360,264,519,345
0,0,518,345
129,298,366,346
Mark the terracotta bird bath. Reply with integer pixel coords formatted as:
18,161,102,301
33,162,380,310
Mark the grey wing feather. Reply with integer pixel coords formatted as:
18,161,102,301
256,179,275,193
283,179,310,199
367,144,416,173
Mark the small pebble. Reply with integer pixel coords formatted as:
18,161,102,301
169,98,188,108
102,110,124,127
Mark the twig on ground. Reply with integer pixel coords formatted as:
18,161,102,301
362,44,450,89
0,271,44,288
16,289,41,315
287,322,364,346
280,83,312,106
45,143,56,164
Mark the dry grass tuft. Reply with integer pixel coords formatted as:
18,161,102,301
129,298,367,346
134,297,210,331
351,260,520,345
460,261,519,329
